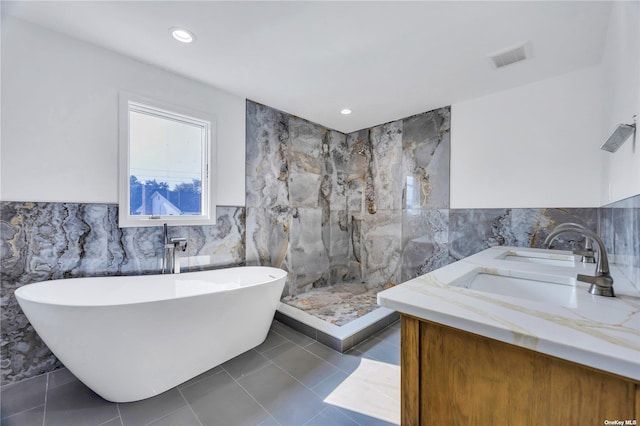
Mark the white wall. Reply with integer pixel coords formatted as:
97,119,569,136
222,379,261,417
450,65,603,209
1,17,246,206
600,1,640,205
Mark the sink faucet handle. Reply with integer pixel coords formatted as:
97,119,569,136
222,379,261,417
572,248,596,264
577,273,615,297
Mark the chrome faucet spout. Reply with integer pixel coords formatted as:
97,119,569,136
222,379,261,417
544,226,614,297
545,223,595,263
169,237,188,274
161,224,187,274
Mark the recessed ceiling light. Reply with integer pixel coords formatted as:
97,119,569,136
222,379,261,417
170,27,195,43
341,109,352,115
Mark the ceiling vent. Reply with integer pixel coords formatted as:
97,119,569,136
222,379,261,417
488,42,530,69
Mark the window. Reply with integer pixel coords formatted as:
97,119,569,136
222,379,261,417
118,93,216,227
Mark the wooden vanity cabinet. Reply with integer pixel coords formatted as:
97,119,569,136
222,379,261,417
401,315,640,426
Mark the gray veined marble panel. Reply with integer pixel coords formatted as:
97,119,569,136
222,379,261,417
611,205,640,289
246,101,290,209
448,209,511,261
361,210,402,288
509,208,598,249
288,116,324,208
401,209,450,282
600,208,615,255
327,130,349,210
345,131,367,215
289,208,330,293
402,107,451,209
367,121,403,212
328,210,351,281
181,206,246,270
601,194,640,291
245,206,291,269
448,208,599,262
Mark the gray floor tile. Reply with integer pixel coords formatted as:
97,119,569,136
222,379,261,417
48,368,79,390
238,364,324,426
177,366,223,390
221,349,272,380
0,374,47,418
263,343,339,388
337,407,398,426
181,370,270,426
0,404,45,426
352,338,400,366
255,330,288,354
305,406,358,426
270,322,316,347
147,406,200,426
310,371,349,399
44,377,119,426
374,325,401,347
257,417,280,426
304,342,362,374
98,418,123,426
119,388,187,426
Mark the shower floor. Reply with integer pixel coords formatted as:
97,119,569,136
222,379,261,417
281,283,381,326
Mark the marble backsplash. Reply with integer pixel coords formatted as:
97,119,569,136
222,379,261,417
0,202,245,385
600,194,640,291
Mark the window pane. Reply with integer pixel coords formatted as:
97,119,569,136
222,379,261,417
129,110,204,216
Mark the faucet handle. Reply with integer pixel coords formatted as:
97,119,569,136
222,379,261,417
170,237,188,251
577,273,615,297
572,248,596,264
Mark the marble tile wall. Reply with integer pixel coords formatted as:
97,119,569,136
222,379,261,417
0,202,245,385
600,194,640,291
246,101,453,294
246,101,365,295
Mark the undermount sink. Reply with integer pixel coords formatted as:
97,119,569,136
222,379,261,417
452,269,577,308
498,250,576,267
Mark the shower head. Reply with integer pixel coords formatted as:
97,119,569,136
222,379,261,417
600,120,636,153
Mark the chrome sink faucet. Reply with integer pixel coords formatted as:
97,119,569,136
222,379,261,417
544,226,614,297
162,223,188,274
548,222,596,263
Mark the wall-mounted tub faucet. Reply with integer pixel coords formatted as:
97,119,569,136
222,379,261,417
547,222,596,263
544,226,614,297
162,223,188,274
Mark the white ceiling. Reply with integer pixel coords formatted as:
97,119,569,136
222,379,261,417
3,1,612,133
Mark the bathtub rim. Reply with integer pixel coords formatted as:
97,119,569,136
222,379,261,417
14,266,288,308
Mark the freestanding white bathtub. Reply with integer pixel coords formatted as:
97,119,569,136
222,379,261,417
14,266,287,402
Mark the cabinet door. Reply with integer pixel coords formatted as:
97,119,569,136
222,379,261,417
401,316,639,425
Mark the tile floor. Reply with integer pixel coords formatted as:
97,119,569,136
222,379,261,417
1,320,401,426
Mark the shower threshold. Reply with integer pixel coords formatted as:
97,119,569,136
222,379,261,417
275,286,398,352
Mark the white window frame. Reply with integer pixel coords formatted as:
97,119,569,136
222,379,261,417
118,92,217,227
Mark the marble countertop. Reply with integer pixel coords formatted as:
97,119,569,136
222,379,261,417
377,246,640,381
